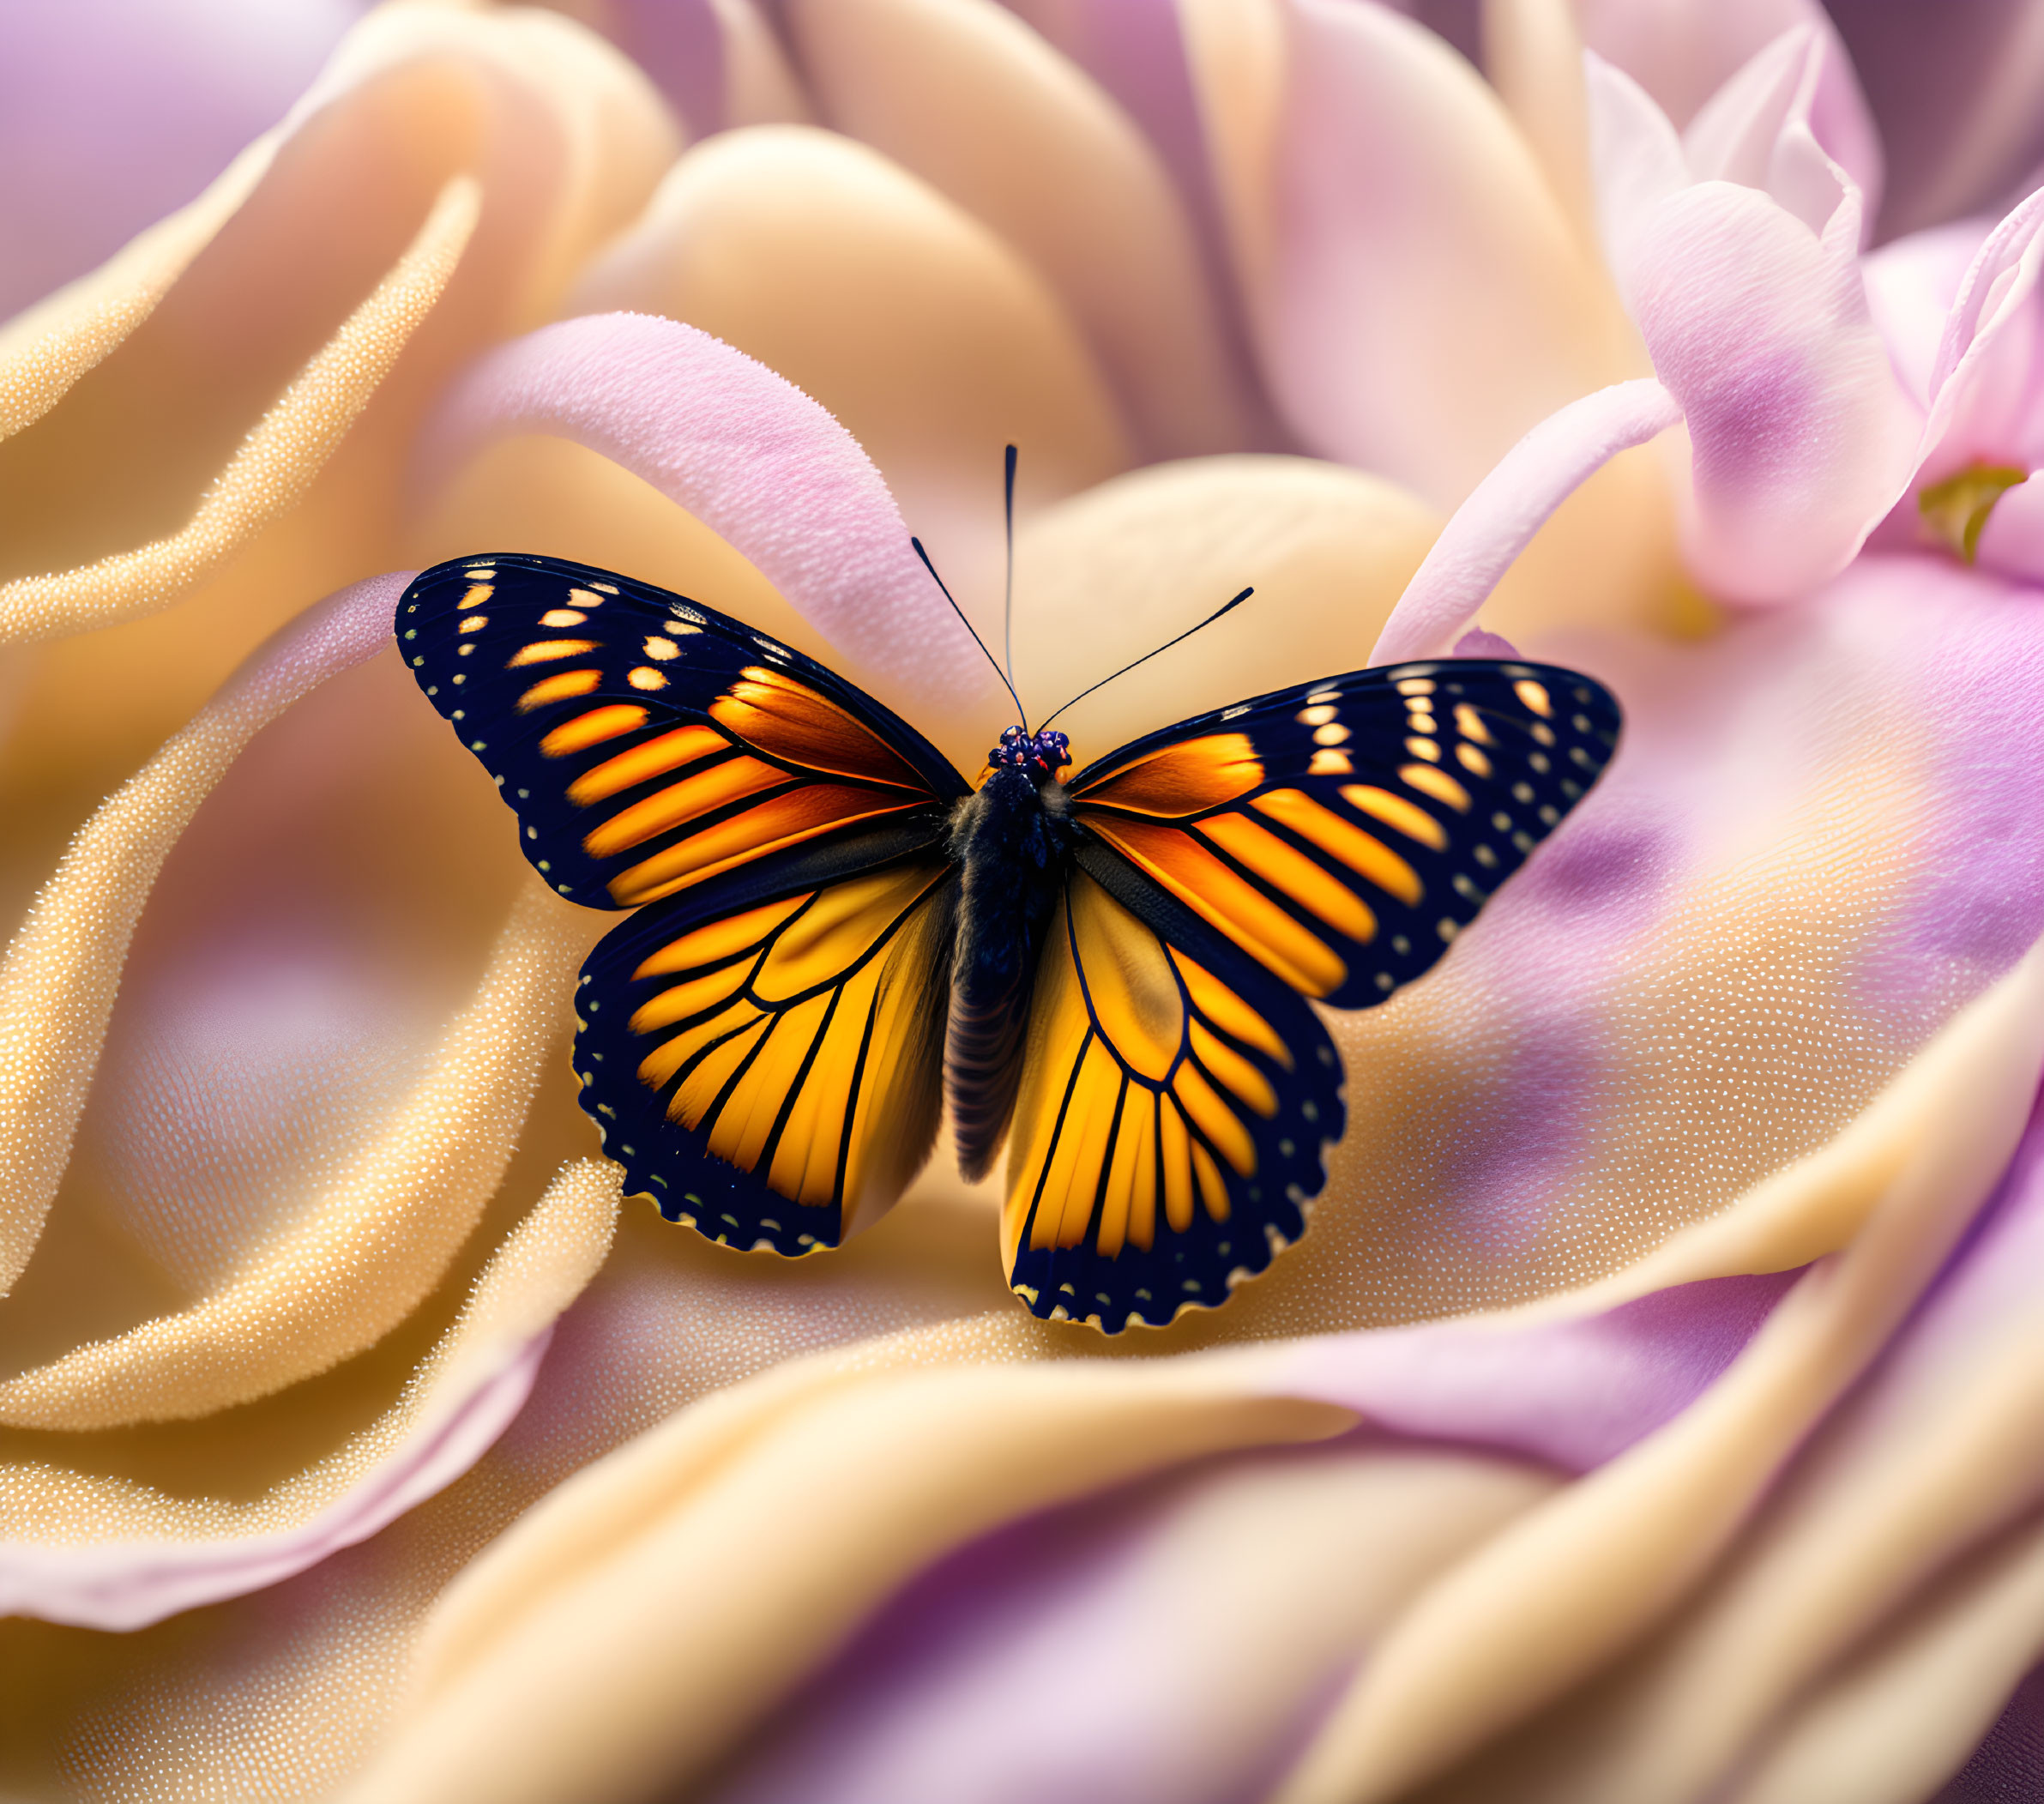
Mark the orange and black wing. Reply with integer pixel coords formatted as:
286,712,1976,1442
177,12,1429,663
401,552,967,913
1004,657,1619,1326
1066,659,1619,1011
1004,869,1342,1329
401,552,970,1251
573,853,956,1252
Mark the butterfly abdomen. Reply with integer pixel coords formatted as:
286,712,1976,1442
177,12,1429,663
946,767,1079,1180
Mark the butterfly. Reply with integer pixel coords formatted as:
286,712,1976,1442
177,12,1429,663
399,546,1619,1331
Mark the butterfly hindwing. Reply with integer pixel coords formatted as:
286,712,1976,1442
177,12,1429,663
1003,870,1343,1328
401,553,967,913
574,849,958,1254
1066,660,1619,1011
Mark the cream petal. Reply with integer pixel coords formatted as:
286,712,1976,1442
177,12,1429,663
787,0,1262,462
0,574,407,1297
0,878,584,1429
1010,453,1442,755
343,1358,1355,1804
566,124,1131,700
0,178,478,648
0,1159,618,1629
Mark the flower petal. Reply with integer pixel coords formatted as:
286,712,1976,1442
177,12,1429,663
1254,0,1636,510
1369,377,1681,663
1625,176,1920,601
1575,0,1880,215
787,0,1263,463
0,572,406,1296
417,308,1011,763
0,1158,618,1629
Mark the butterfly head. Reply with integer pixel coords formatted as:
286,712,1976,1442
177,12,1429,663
989,725,1072,779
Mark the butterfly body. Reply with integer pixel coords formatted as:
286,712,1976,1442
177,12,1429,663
401,552,1621,1332
946,745,1079,1180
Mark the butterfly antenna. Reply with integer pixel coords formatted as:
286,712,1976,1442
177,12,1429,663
1036,586,1255,734
911,535,1028,728
1003,443,1018,687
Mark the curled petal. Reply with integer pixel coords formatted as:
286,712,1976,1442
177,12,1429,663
0,572,407,1295
1628,178,1920,602
1574,0,1879,215
0,1159,619,1629
1369,377,1681,663
419,309,1011,753
0,180,478,647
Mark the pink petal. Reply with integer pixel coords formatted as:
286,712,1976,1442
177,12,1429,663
1261,0,1627,511
1919,184,2044,480
0,1330,548,1630
1369,377,1682,663
1626,178,1920,602
416,312,1004,733
1862,217,1996,407
1576,0,1880,217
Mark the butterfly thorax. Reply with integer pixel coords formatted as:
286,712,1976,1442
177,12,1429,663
945,744,1078,1182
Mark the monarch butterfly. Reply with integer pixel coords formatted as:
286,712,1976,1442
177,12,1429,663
400,533,1618,1332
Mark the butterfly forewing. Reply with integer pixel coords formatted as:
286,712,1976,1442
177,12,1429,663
401,553,966,912
1004,871,1343,1328
1067,661,1619,1011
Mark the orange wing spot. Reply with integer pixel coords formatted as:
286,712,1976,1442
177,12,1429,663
1405,737,1440,762
628,961,753,1035
1069,876,1183,1081
710,667,930,788
642,637,680,661
589,582,619,594
540,703,646,754
1160,1098,1195,1233
569,724,727,806
628,667,669,691
1088,817,1345,996
1514,679,1552,717
1175,1062,1254,1176
520,671,603,714
608,786,924,908
458,583,492,609
632,892,811,980
1198,811,1377,942
582,756,790,860
1308,748,1353,776
1298,704,1338,727
1191,1139,1232,1223
1254,789,1422,908
754,862,950,1001
508,638,600,667
1456,743,1493,777
1455,703,1495,745
1342,784,1448,850
458,614,489,635
540,608,587,628
1172,952,1291,1066
569,588,607,607
1396,678,1436,697
1096,1089,1152,1259
1190,1019,1277,1117
1077,733,1263,818
1402,764,1473,811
